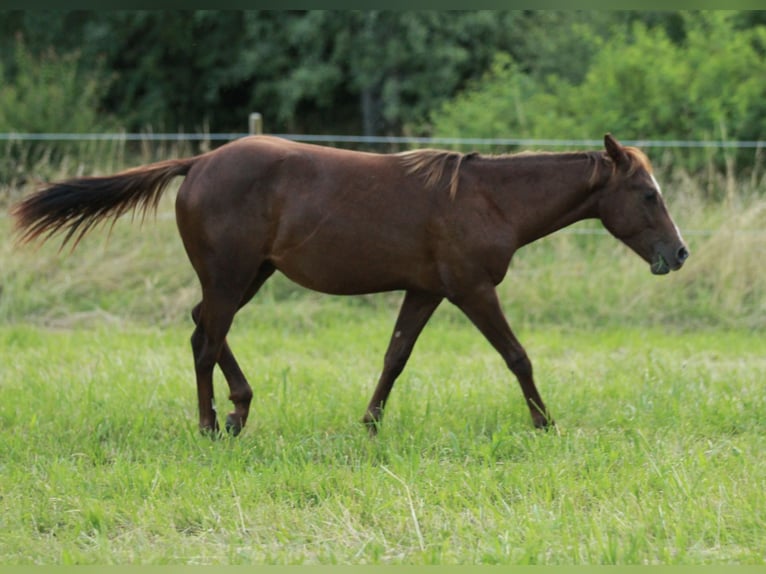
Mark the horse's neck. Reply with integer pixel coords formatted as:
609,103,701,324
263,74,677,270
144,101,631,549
475,153,604,246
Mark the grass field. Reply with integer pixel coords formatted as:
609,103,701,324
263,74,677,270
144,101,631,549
1,318,764,564
1,165,765,564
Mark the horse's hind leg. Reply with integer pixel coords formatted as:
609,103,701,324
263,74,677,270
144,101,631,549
191,287,240,435
191,304,247,435
191,263,275,436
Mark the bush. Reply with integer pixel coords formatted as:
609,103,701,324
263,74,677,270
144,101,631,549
0,37,115,196
427,13,766,183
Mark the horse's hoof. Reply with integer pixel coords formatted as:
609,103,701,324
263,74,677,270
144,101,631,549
540,420,556,432
362,416,381,437
199,423,221,439
533,414,555,431
225,413,243,437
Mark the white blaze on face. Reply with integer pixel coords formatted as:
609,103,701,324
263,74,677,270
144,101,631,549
650,172,684,241
649,173,663,197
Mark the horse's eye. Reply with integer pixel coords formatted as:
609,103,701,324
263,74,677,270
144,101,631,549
644,190,658,203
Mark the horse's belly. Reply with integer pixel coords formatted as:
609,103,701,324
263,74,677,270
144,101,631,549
268,194,441,295
271,240,433,296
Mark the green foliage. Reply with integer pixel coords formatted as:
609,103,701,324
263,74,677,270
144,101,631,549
0,38,109,136
0,11,519,136
339,11,509,135
428,13,766,177
229,11,515,135
498,11,618,86
89,11,247,132
0,37,114,188
2,10,766,150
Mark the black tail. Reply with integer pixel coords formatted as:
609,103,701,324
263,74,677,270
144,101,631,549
11,156,197,248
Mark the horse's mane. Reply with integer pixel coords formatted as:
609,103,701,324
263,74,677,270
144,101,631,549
398,145,653,199
398,149,474,200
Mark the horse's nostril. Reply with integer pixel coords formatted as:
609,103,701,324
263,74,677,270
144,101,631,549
677,246,689,263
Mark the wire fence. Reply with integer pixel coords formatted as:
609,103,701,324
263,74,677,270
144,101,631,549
1,132,765,149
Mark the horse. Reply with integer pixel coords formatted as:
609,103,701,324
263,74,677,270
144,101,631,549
11,133,689,436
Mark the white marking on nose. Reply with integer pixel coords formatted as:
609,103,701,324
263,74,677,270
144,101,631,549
394,330,401,339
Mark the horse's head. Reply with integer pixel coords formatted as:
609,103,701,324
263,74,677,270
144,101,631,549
597,134,689,275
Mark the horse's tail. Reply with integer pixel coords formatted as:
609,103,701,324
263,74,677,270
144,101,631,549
11,156,198,248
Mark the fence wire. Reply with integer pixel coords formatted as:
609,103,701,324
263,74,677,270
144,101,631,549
1,132,765,149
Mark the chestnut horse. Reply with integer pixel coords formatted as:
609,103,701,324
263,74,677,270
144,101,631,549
12,134,688,436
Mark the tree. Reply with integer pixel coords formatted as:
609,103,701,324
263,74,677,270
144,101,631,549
232,11,517,136
4,10,763,145
0,10,522,135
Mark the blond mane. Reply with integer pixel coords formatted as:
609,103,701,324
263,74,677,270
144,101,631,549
398,149,470,200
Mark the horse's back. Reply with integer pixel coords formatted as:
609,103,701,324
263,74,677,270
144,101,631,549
175,137,443,295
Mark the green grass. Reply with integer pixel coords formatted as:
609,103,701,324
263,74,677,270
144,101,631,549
1,166,765,564
1,314,764,564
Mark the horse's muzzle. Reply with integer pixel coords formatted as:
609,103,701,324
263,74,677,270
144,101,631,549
651,245,689,275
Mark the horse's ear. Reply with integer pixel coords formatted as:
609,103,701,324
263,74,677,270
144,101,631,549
604,133,629,170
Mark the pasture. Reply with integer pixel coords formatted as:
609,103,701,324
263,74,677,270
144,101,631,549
1,167,765,564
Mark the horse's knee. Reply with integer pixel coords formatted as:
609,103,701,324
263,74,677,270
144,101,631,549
507,353,533,379
229,386,253,405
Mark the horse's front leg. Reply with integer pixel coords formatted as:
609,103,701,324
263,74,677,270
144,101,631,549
452,285,554,429
363,290,443,434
